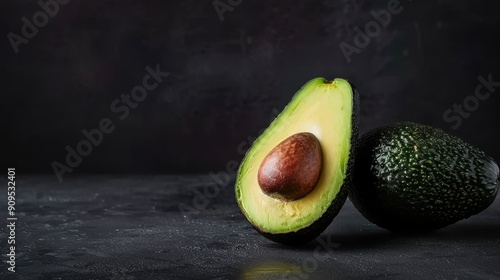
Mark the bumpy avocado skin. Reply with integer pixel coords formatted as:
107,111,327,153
257,87,359,245
349,122,499,232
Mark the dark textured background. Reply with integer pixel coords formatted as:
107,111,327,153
2,0,500,178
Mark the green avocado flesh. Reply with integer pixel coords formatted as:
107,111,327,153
235,78,358,243
349,122,500,231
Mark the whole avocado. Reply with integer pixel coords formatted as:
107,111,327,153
349,122,499,231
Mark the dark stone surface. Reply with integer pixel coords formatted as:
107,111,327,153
1,175,499,279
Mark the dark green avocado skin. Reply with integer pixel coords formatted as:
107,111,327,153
260,87,359,245
349,122,499,232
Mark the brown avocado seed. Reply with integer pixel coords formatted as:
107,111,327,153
257,132,323,201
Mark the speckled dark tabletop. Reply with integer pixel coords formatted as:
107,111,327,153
1,175,499,280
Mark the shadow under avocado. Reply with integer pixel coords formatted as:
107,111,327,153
432,221,500,241
260,227,396,252
261,219,500,252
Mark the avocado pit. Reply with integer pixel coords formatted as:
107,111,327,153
257,132,323,201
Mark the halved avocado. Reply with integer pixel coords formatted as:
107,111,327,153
235,78,359,245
